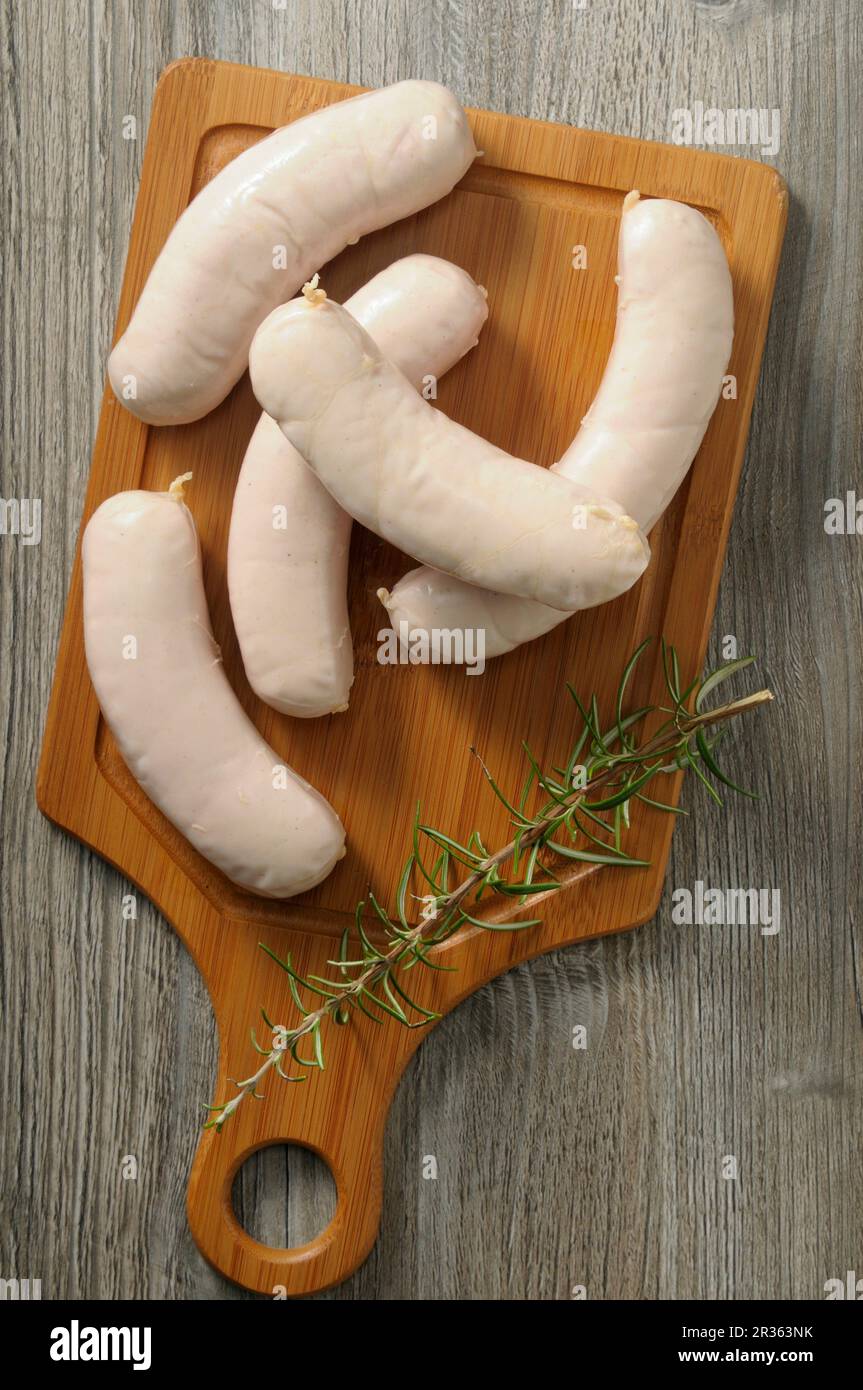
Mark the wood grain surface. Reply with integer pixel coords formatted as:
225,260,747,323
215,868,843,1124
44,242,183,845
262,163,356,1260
2,0,861,1301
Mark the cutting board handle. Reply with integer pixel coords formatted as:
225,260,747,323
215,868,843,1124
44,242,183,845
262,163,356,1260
187,1123,384,1299
185,919,396,1297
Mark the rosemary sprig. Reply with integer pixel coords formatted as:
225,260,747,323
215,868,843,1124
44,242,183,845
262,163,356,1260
205,639,772,1131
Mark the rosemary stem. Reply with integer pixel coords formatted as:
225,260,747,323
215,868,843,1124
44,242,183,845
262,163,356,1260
215,1051,282,1127
208,683,772,1130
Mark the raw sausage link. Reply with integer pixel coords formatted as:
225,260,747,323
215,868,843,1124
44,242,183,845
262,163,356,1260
83,480,345,897
380,193,734,658
109,80,477,425
227,255,488,718
249,295,650,614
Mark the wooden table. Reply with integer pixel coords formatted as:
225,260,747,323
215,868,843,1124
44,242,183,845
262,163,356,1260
2,0,860,1300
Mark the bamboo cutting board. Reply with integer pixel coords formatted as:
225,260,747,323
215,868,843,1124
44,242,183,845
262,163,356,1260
36,59,786,1297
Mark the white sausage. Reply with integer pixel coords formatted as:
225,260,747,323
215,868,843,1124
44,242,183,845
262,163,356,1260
380,193,734,657
83,479,345,898
108,80,477,425
227,256,488,718
248,296,649,613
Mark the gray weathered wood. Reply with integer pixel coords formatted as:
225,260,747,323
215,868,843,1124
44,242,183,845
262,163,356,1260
1,0,860,1300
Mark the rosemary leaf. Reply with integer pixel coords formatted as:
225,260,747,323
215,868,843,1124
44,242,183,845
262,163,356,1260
696,729,759,799
548,841,651,867
420,825,482,867
695,654,757,711
585,764,658,811
683,742,723,805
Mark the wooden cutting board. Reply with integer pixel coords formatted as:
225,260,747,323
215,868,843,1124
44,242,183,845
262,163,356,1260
36,59,786,1297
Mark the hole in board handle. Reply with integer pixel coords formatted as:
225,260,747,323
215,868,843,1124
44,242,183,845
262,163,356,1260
231,1143,338,1253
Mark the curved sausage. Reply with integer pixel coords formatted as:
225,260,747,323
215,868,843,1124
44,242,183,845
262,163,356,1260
380,193,734,658
108,80,477,425
248,294,649,613
83,478,345,897
227,255,488,718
